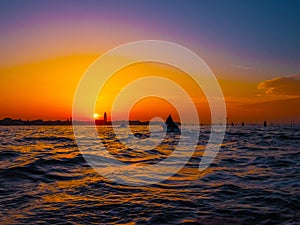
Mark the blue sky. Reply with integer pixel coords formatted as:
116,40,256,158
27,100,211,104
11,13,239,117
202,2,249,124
0,0,299,80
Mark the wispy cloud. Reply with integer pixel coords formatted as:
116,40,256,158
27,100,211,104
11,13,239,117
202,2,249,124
258,75,300,96
232,65,251,71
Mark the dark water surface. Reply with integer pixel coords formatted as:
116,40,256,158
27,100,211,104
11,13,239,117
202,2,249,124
0,125,299,224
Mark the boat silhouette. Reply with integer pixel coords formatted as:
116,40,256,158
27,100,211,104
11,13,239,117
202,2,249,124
165,115,181,134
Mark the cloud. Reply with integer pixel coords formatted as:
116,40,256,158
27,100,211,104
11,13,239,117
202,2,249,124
258,75,300,96
232,64,251,70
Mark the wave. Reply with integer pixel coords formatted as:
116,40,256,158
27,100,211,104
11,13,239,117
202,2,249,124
1,125,299,224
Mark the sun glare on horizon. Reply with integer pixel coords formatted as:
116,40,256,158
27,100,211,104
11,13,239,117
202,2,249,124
93,113,101,119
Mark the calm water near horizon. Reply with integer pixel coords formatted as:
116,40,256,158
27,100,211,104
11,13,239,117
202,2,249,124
0,125,299,224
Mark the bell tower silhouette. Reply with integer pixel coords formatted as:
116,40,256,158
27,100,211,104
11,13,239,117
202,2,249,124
104,112,107,123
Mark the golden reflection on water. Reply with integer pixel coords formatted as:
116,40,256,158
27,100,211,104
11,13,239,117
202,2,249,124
1,125,299,224
2,126,217,222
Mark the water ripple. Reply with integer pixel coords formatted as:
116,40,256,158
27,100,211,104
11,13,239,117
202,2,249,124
0,125,299,224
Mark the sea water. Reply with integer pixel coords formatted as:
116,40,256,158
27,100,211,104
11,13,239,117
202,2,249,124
0,125,299,224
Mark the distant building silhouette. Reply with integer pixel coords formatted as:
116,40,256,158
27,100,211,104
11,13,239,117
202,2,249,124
0,118,72,126
95,112,111,125
104,112,107,123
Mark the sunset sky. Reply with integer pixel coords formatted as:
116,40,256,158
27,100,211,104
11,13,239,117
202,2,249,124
0,0,299,124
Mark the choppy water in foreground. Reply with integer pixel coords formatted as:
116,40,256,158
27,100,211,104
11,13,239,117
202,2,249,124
0,125,299,225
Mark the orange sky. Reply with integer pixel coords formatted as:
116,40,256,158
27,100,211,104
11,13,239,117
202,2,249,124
1,2,299,124
0,54,299,124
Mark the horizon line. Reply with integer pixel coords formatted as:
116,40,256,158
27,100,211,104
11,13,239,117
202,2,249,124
0,117,299,126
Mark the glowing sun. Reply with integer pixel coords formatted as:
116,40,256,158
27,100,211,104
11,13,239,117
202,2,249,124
93,113,100,119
